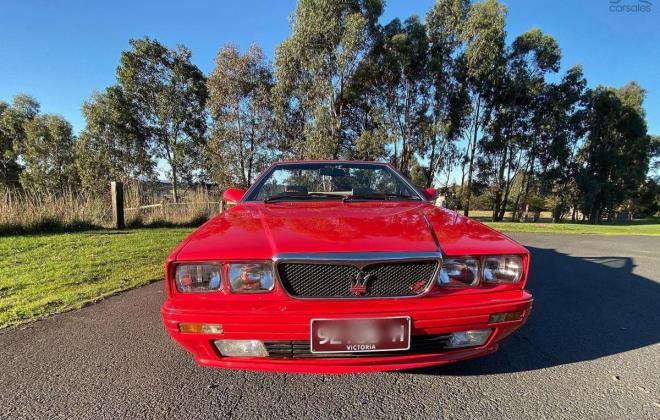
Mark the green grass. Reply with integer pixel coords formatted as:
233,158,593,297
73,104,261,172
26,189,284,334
0,228,193,328
484,220,660,235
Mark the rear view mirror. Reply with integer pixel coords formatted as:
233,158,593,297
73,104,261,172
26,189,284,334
319,167,346,177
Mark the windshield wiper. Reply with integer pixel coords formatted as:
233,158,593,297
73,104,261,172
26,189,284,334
264,192,344,203
342,193,420,202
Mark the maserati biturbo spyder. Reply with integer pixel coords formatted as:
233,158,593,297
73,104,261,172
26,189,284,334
161,161,532,373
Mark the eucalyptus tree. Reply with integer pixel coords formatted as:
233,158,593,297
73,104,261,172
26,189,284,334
485,28,561,221
274,0,384,159
75,86,154,195
534,65,587,222
0,94,40,189
206,44,274,188
116,37,207,202
460,0,507,216
367,15,431,176
20,114,78,192
422,0,471,188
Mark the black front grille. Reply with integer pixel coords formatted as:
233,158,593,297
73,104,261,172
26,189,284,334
277,261,438,298
263,334,452,358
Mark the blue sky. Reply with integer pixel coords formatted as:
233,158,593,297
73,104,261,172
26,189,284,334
1,0,658,136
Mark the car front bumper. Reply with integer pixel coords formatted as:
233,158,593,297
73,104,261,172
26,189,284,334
161,290,533,373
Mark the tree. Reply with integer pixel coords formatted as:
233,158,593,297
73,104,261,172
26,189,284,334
274,0,384,159
206,44,274,188
422,0,471,188
75,86,154,195
20,114,78,192
460,0,507,216
0,94,40,189
484,28,561,221
116,37,207,202
577,82,651,223
535,65,587,222
367,15,431,176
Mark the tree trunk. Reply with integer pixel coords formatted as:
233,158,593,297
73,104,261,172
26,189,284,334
492,143,508,221
463,98,481,217
499,172,513,222
171,164,179,204
511,171,525,222
425,134,438,188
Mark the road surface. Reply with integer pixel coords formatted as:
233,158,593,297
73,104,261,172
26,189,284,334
1,233,659,419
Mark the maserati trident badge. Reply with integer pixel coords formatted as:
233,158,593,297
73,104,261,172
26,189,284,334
350,271,373,295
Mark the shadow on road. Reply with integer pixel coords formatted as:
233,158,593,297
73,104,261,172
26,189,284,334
414,246,660,375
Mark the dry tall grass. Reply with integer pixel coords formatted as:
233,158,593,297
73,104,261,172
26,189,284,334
123,186,221,227
0,187,222,235
0,190,110,234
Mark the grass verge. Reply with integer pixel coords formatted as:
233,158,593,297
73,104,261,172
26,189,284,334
484,221,660,235
0,227,193,328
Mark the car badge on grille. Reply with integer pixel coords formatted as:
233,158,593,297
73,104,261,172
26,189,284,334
350,271,373,295
409,279,427,294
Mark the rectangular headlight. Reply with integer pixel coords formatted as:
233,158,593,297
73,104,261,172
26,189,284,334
483,255,523,284
438,257,480,286
227,263,274,292
174,264,222,293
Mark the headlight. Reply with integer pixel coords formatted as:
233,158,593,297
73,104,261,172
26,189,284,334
227,263,274,292
175,264,222,292
438,257,480,286
483,255,523,283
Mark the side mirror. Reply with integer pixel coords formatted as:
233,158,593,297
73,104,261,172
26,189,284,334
421,187,438,201
223,188,246,204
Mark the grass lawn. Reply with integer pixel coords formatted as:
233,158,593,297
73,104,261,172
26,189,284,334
0,228,193,328
484,220,660,236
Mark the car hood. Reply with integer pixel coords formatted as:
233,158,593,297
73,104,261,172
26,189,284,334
173,202,525,261
174,201,436,260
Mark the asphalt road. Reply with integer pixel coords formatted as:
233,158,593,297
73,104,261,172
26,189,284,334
1,233,659,419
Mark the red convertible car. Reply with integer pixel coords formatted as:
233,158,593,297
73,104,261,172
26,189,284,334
161,161,532,373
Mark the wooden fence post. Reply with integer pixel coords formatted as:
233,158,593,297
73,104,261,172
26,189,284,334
111,182,125,229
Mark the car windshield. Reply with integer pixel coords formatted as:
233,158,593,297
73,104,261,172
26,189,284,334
246,163,421,202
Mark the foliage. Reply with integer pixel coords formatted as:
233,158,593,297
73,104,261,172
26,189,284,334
367,15,431,175
0,95,40,189
577,82,651,222
459,0,507,215
206,44,274,188
75,87,155,195
20,114,78,192
117,37,208,202
274,0,383,159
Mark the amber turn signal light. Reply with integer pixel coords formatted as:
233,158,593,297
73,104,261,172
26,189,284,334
489,311,523,323
178,323,223,334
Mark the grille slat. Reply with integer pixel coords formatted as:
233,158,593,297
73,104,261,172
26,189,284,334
263,334,452,358
277,261,438,298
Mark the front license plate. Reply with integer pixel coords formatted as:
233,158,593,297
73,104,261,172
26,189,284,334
310,317,411,353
